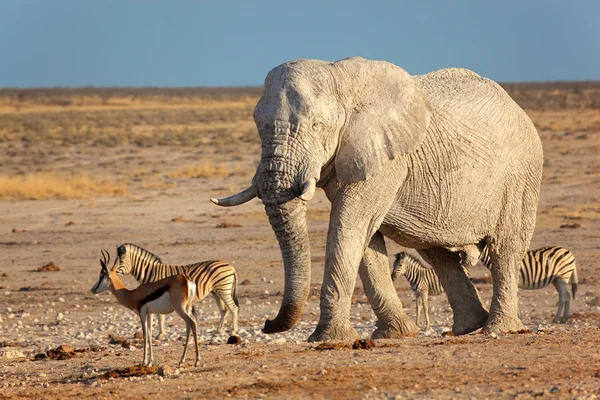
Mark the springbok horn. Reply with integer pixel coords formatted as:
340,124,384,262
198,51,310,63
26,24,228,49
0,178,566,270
211,185,257,207
299,178,316,202
100,249,110,269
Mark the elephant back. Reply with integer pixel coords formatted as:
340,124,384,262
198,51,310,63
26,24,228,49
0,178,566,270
413,68,541,158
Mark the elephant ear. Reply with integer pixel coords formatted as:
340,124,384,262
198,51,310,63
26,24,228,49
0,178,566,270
335,58,430,184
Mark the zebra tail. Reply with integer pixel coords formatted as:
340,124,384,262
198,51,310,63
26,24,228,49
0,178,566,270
232,271,239,307
570,263,579,299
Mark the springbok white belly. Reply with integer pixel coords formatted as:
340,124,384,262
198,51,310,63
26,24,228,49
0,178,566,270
143,292,175,315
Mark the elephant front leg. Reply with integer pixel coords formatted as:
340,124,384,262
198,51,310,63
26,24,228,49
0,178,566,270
308,228,366,342
358,231,419,339
419,247,488,335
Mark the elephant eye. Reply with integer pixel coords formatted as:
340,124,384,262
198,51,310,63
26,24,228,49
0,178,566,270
311,122,322,132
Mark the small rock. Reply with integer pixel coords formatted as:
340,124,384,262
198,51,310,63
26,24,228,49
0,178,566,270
240,279,251,285
489,332,498,339
586,297,600,307
227,335,242,344
352,339,375,350
559,222,581,229
158,366,180,377
317,369,327,375
0,349,25,360
37,262,60,272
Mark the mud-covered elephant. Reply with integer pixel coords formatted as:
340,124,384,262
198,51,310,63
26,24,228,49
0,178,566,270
212,57,543,342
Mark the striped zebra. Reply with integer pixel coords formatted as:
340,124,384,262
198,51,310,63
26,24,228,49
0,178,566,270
391,252,445,330
112,243,239,338
479,245,578,323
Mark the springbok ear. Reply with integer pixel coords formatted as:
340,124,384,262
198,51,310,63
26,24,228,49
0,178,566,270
335,58,429,184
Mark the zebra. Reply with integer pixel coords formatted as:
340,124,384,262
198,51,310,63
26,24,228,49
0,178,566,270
479,245,578,323
391,252,445,330
112,243,239,338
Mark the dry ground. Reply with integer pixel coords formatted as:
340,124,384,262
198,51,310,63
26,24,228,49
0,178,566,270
0,86,600,399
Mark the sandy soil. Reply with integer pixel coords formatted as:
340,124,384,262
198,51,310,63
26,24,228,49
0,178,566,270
1,114,600,398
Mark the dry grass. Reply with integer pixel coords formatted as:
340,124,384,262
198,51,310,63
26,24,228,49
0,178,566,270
0,173,127,200
168,163,229,179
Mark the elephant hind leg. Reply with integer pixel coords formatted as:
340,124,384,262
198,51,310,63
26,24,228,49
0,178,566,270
418,247,488,336
359,231,419,339
484,181,539,334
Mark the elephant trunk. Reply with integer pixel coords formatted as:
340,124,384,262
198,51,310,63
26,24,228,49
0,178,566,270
262,198,311,333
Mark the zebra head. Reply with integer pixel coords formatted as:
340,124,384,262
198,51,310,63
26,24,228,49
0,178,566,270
391,252,409,280
113,243,163,277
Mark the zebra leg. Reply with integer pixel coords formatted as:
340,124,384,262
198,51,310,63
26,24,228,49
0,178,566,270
415,293,422,328
212,292,229,334
423,291,431,331
553,279,569,323
418,247,488,336
155,314,167,341
358,231,419,339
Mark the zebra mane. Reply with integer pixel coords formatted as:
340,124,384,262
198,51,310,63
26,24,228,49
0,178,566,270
119,243,163,264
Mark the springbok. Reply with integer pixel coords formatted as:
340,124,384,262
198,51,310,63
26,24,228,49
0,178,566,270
91,250,199,367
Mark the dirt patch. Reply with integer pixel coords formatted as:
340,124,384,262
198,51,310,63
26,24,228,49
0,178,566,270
508,329,534,335
216,222,243,228
99,364,159,380
0,341,22,347
107,334,143,348
313,341,350,351
560,222,582,229
352,339,376,350
570,311,600,322
34,344,104,360
37,262,60,272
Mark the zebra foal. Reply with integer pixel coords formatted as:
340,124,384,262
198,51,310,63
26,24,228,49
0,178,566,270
391,252,445,330
113,243,239,338
480,245,578,323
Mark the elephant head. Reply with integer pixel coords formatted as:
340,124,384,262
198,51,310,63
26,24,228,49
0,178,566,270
212,57,430,333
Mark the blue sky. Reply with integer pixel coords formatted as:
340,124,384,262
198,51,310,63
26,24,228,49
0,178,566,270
1,1,599,87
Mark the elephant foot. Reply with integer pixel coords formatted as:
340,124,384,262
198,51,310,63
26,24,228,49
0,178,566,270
308,322,360,343
453,306,489,336
371,314,419,339
482,313,524,334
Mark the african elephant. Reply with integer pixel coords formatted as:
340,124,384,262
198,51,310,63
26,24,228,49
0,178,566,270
212,57,543,342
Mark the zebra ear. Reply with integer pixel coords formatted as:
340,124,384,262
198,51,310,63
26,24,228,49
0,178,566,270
117,245,126,257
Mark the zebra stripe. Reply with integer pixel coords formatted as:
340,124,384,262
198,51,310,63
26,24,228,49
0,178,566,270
479,245,578,322
115,243,239,335
391,252,444,330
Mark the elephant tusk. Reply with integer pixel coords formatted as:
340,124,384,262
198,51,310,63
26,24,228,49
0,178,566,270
299,178,317,202
210,185,257,207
